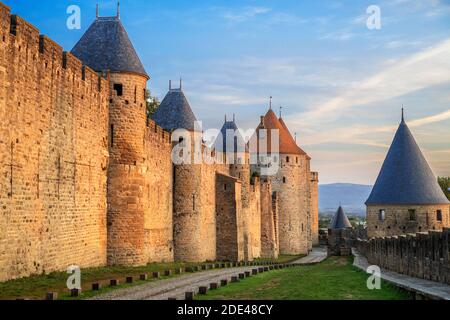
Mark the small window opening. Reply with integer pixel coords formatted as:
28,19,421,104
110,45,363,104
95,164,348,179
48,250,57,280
437,210,442,222
110,125,114,147
114,83,123,96
378,209,386,221
409,209,416,221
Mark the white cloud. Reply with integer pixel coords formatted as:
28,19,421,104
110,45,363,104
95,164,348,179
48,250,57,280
222,6,272,22
293,38,450,125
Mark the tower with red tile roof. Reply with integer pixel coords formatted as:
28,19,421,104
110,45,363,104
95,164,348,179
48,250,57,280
250,106,318,254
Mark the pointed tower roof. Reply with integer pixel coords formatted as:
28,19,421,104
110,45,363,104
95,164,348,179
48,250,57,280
152,85,198,132
279,117,308,156
257,109,305,155
71,11,148,78
366,112,449,205
214,116,247,153
329,206,352,229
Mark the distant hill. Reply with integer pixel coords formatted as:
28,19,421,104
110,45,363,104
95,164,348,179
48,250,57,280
319,183,373,217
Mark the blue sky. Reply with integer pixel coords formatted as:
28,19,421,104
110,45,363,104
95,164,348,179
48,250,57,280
4,0,450,184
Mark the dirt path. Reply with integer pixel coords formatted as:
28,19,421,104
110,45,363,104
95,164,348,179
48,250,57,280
90,247,328,300
90,266,260,300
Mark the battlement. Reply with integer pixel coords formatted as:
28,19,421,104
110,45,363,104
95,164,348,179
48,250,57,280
1,3,105,94
356,228,450,285
146,118,171,143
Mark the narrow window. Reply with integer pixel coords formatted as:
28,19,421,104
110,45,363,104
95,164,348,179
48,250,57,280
283,177,286,184
409,209,416,221
192,194,196,210
296,157,298,164
224,184,227,191
286,156,290,163
437,210,443,222
378,209,386,221
134,86,137,103
113,83,123,96
110,125,114,147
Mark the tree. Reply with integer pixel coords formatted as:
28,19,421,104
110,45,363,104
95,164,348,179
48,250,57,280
438,177,450,200
145,89,160,119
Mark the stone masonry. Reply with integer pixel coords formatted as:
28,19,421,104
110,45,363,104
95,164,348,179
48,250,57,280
356,229,450,285
0,2,318,281
0,4,109,281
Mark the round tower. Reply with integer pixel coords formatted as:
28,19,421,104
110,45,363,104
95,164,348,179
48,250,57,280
251,108,311,255
153,83,208,262
366,111,450,238
72,7,150,266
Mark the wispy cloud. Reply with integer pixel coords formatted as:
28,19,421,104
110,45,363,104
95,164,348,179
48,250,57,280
221,6,272,22
293,38,450,124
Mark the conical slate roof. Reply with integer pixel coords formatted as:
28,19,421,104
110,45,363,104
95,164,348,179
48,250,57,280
366,115,449,205
152,88,198,132
71,16,148,78
254,109,305,155
329,206,352,229
213,118,247,153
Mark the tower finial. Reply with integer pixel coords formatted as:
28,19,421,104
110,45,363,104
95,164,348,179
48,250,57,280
169,80,172,90
180,77,182,90
96,3,99,19
279,106,283,118
401,106,405,122
117,1,120,19
225,114,227,123
269,96,273,110
233,114,235,122
295,132,297,143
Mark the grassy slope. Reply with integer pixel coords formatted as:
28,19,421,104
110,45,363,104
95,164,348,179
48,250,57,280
0,255,304,300
197,257,412,300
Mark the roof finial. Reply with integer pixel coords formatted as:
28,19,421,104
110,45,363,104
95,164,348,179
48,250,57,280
169,80,172,90
233,114,235,122
294,132,297,143
117,1,120,19
401,106,405,122
180,77,182,90
279,106,283,118
269,96,273,110
225,114,227,123
96,3,99,19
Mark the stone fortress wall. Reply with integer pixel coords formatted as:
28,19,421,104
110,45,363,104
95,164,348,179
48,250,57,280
356,229,450,285
367,205,450,239
0,4,109,281
269,153,312,255
0,2,318,281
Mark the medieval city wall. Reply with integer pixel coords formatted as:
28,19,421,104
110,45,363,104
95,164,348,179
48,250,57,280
310,171,319,246
260,180,279,259
0,4,109,281
107,70,174,265
143,120,173,262
272,154,311,255
367,204,450,239
356,229,450,285
173,146,231,262
242,178,261,261
215,173,244,261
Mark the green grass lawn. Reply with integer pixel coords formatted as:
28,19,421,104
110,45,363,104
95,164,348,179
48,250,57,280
197,256,412,300
0,254,300,300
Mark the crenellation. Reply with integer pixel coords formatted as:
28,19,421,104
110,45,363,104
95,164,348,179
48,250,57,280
0,2,319,282
357,229,450,284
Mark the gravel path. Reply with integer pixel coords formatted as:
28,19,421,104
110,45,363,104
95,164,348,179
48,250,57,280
90,266,262,300
90,247,328,300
